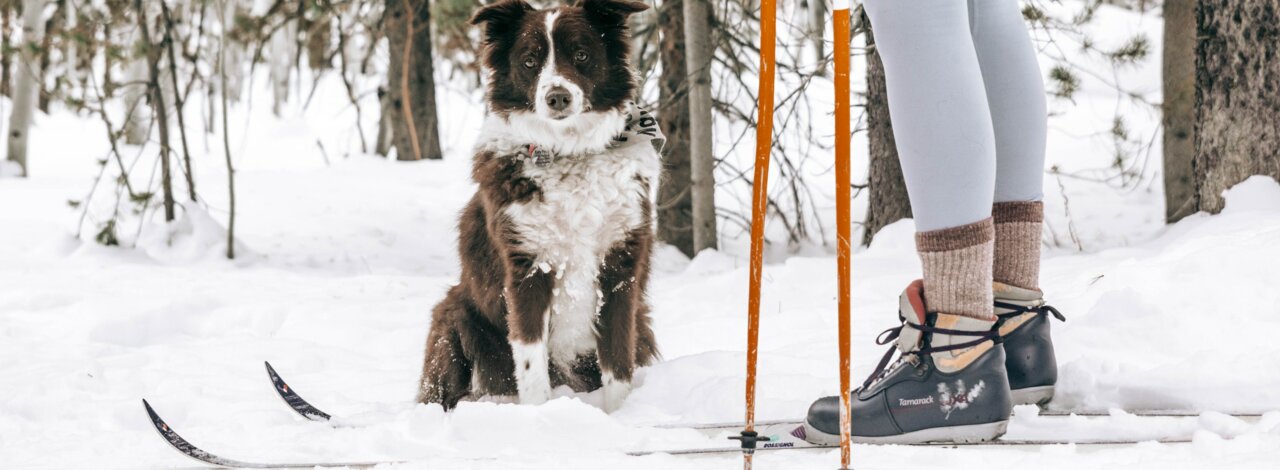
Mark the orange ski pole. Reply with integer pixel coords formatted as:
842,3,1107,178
730,0,777,467
834,0,855,468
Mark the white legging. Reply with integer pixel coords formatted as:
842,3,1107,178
864,0,1047,231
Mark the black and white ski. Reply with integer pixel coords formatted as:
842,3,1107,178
142,399,398,469
246,363,1269,459
664,410,1264,432
629,420,1206,456
265,361,332,422
261,361,1265,425
629,412,1266,456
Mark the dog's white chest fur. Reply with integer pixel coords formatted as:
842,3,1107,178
504,146,657,367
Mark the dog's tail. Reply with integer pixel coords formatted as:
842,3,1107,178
634,304,660,366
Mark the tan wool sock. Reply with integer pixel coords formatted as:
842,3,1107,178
992,201,1043,291
916,218,995,320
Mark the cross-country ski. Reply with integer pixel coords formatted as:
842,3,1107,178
142,399,398,469
4,0,1280,469
144,393,1264,465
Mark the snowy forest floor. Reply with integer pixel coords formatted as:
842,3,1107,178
4,3,1280,469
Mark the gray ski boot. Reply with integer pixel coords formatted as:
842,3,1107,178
802,280,1013,445
993,282,1066,406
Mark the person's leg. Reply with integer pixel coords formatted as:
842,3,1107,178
967,0,1061,407
865,0,996,319
968,0,1048,291
799,0,1014,446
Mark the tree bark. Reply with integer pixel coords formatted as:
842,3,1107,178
384,0,442,161
122,33,151,145
1,3,13,98
375,85,393,156
1162,0,1196,222
683,0,717,253
35,0,60,113
6,0,48,177
807,0,825,74
1193,0,1280,214
861,17,911,245
307,6,332,71
161,1,196,202
134,0,175,222
268,20,296,116
218,0,236,259
657,0,693,256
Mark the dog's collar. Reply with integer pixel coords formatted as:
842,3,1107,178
504,103,667,168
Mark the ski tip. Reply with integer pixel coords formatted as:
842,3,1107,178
142,398,170,431
263,361,333,421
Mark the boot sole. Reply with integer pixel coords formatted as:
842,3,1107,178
801,420,1008,445
1011,385,1054,406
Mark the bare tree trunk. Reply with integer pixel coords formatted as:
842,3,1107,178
6,0,48,177
1192,0,1280,214
384,0,442,161
375,86,393,156
807,0,825,74
657,0,694,256
861,17,911,246
218,0,236,259
307,5,332,71
161,1,196,202
122,24,151,146
134,0,175,221
35,0,61,112
1162,0,1196,222
1,2,13,98
683,0,717,253
268,19,296,116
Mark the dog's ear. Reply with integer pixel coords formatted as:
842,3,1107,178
580,0,649,24
470,0,535,36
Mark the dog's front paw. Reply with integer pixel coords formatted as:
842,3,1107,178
518,382,553,406
512,341,553,406
601,373,632,413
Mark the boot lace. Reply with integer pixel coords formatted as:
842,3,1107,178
859,320,997,391
993,301,1066,323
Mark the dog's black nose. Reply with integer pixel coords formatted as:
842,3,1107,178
545,87,572,112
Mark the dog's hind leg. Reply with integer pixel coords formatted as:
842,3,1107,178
459,306,517,397
417,288,473,409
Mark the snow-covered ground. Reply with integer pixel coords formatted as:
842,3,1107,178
3,2,1280,469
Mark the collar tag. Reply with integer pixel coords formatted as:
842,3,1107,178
531,146,553,167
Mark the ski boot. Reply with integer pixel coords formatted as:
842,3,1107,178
993,282,1066,406
802,280,1012,444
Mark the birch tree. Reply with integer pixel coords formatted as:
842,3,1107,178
806,0,824,72
5,0,49,177
683,0,716,252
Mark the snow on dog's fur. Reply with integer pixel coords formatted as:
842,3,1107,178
417,0,658,412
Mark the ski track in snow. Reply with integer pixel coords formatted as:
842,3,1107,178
2,3,1280,469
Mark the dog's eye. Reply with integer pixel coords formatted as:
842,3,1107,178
523,57,537,69
574,50,588,63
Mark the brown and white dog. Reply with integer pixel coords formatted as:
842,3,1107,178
416,0,660,412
